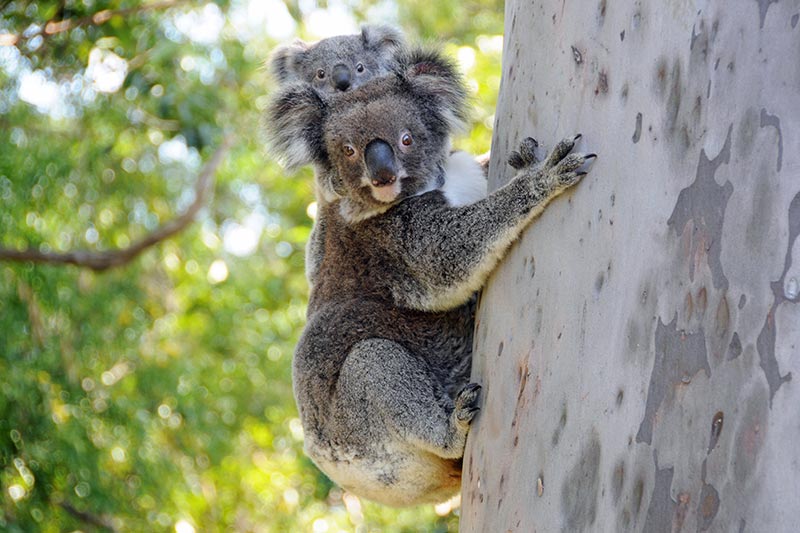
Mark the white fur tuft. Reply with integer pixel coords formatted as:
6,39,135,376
441,151,487,207
279,141,312,170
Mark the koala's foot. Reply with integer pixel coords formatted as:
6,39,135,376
514,134,596,193
454,383,482,426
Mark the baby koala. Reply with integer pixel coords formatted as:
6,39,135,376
270,24,406,94
266,51,595,506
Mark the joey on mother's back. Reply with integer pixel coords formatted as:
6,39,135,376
270,25,405,94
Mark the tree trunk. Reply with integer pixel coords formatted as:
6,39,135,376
460,1,799,531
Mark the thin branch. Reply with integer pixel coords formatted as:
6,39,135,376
0,136,233,272
0,0,187,47
60,501,118,532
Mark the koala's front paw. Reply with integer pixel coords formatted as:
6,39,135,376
454,383,482,425
507,137,539,170
542,134,596,189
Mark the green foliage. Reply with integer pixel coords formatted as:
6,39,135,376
0,1,502,531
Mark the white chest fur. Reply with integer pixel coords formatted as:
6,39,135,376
441,150,488,207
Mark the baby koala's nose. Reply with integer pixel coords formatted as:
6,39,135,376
364,139,397,186
332,64,351,91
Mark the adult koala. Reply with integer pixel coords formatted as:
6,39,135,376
266,50,595,506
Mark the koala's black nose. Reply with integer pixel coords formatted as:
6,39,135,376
332,63,351,91
364,140,397,186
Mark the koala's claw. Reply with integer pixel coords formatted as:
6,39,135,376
508,137,540,169
554,153,588,174
457,406,481,424
455,383,482,424
507,151,526,170
456,383,481,405
558,172,584,188
519,137,538,160
543,135,579,169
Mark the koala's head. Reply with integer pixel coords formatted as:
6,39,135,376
267,49,468,221
269,25,405,94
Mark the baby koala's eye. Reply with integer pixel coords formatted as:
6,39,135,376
343,144,356,158
356,63,365,73
316,69,326,79
401,133,413,146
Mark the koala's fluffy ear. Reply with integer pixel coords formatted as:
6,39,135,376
402,48,469,134
265,84,328,170
269,40,309,84
361,24,405,57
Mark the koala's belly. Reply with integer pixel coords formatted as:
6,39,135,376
307,440,462,506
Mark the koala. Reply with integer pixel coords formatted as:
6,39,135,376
268,39,488,286
266,52,595,506
269,24,406,94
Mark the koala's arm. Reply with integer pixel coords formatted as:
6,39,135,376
393,136,594,312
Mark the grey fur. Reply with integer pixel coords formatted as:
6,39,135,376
268,61,594,506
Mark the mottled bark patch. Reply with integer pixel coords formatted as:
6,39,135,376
560,429,601,531
755,0,779,28
759,108,783,171
636,316,709,444
667,126,733,291
756,191,799,404
643,455,677,532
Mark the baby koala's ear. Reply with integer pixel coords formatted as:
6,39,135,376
265,84,328,171
403,48,468,134
361,24,406,54
269,40,310,84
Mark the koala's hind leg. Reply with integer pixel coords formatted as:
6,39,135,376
339,338,481,459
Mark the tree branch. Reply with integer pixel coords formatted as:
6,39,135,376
0,136,233,272
60,501,118,532
0,0,187,47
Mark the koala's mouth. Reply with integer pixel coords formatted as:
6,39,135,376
369,176,402,203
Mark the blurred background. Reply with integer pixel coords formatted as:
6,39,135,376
0,1,502,531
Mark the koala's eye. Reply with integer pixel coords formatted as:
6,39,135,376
356,63,365,73
316,69,325,79
401,133,413,146
343,144,356,157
